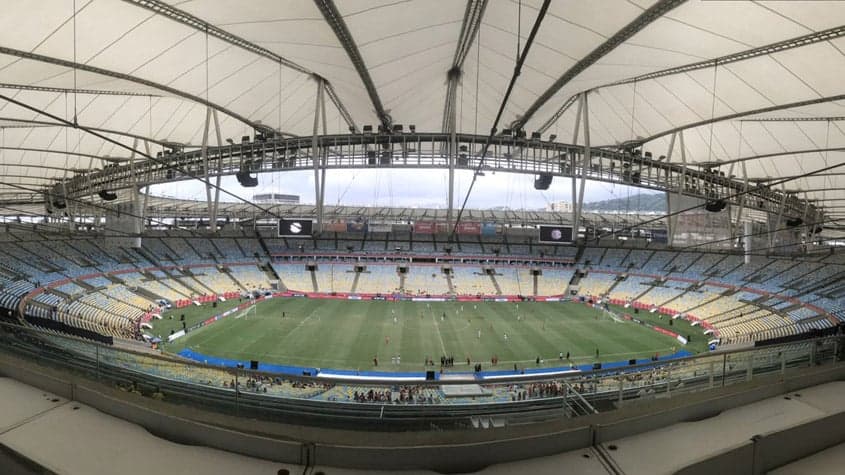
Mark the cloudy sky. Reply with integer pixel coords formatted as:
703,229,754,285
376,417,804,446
150,169,656,209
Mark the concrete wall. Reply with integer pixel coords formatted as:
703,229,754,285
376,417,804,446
676,412,845,475
2,352,844,473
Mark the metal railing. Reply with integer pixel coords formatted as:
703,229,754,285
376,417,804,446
49,132,812,220
0,320,840,430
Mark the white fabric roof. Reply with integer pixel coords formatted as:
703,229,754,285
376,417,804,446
0,0,844,220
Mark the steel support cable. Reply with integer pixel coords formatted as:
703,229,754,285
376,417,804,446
675,213,842,253
0,181,202,236
449,0,552,241
590,157,845,243
0,93,285,221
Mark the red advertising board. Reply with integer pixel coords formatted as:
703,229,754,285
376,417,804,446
652,326,680,338
324,221,347,232
414,221,436,233
456,221,481,235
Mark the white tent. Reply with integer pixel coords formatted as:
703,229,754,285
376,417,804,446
0,0,844,228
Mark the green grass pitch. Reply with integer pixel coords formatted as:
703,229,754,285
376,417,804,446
157,298,708,371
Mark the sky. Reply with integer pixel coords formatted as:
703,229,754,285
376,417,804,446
149,169,659,209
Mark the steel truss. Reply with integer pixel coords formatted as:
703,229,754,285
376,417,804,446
49,131,815,222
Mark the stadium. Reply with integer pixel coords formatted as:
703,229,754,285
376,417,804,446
0,1,844,474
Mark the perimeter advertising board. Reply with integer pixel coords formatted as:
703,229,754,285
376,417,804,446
538,225,573,244
414,221,436,233
278,218,313,237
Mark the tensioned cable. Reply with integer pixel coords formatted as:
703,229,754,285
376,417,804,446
592,155,845,245
0,93,285,222
72,0,78,125
676,213,843,253
0,181,202,237
449,0,551,241
706,64,718,163
474,24,481,135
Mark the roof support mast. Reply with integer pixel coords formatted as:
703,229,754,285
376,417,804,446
312,78,327,234
573,92,591,241
443,0,488,228
570,94,584,232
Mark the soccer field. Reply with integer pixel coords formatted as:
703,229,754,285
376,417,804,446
160,299,707,372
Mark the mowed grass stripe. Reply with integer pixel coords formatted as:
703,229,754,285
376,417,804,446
163,299,704,371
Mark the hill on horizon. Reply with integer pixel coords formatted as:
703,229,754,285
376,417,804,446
583,192,666,212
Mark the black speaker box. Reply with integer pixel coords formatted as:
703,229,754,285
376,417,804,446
533,173,553,190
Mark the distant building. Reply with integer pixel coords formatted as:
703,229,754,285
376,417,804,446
253,193,300,204
546,201,573,212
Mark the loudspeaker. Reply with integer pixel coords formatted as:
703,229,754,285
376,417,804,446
212,301,217,308
425,370,435,381
98,190,118,201
236,170,258,187
634,308,639,314
592,362,602,370
628,359,637,365
250,360,259,370
533,173,553,190
705,199,727,212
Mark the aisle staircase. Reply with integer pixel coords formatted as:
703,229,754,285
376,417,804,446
310,269,319,292
488,272,502,295
351,271,361,293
